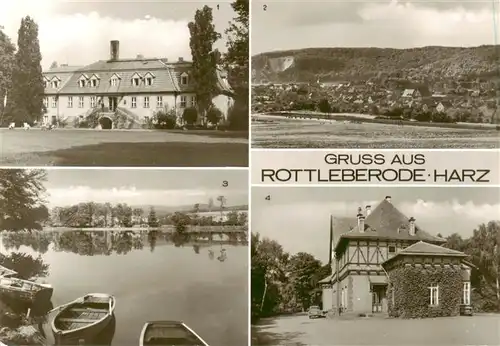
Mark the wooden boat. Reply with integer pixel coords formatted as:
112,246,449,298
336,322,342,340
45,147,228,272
0,276,53,303
0,264,17,278
139,321,210,346
52,293,116,345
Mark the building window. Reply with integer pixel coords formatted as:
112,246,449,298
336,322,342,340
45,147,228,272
90,96,96,108
156,96,163,108
180,95,187,108
181,74,188,85
68,96,73,108
388,246,396,254
131,97,137,108
429,285,439,306
191,95,196,107
43,97,48,109
91,79,98,87
145,77,153,86
110,78,118,86
44,80,49,88
51,97,57,108
79,79,86,88
132,77,140,86
51,80,59,88
462,282,471,305
79,96,84,108
143,96,149,108
43,115,48,123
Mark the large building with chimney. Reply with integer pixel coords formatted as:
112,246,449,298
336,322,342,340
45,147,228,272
319,196,473,318
42,40,234,129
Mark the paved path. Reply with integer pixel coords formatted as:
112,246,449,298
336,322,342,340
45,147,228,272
253,313,500,345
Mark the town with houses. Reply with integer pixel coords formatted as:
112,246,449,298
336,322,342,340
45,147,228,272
252,77,500,124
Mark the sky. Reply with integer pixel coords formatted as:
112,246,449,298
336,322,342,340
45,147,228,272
252,186,500,263
0,0,235,69
43,169,248,208
251,0,499,54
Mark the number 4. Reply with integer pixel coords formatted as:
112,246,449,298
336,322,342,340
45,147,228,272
265,195,271,201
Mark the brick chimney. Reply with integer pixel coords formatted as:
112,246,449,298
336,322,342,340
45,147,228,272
365,205,371,216
409,217,416,235
357,211,365,233
110,40,120,61
385,196,392,203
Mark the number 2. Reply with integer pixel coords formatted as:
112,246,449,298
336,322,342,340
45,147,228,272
263,4,267,11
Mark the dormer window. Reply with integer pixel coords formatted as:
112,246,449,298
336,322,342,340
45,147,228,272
51,80,59,88
109,73,121,87
44,80,49,88
180,72,188,85
78,74,88,88
144,72,155,86
131,72,142,87
89,74,99,88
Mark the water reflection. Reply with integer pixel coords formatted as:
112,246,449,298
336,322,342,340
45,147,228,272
0,229,248,346
1,228,247,261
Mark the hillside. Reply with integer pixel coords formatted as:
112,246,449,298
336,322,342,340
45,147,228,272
252,46,500,83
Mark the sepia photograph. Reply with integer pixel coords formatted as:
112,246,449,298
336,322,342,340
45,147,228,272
0,0,249,166
251,0,500,148
0,169,248,345
251,186,500,345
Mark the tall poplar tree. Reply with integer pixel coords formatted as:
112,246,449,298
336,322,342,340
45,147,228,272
7,16,45,124
188,6,221,123
224,0,249,101
224,0,249,130
0,29,16,125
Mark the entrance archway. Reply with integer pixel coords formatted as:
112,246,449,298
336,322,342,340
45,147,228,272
99,116,113,129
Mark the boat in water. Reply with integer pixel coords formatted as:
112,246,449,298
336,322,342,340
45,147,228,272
52,293,116,345
139,321,210,346
0,264,17,278
0,276,53,303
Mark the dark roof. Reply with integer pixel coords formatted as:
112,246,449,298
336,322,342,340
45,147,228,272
334,198,445,252
42,58,233,96
382,241,467,267
318,274,333,284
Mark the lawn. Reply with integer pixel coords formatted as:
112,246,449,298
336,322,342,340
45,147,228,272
0,128,249,166
252,118,500,149
252,313,500,345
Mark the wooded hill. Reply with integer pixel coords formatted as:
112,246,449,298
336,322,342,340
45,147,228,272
252,46,500,83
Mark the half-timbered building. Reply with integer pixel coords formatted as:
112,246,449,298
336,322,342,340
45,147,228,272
319,195,471,316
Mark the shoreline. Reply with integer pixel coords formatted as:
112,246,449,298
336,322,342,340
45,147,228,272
3,226,247,233
252,112,500,131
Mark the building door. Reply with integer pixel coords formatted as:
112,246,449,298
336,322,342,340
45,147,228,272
372,285,386,313
109,97,117,111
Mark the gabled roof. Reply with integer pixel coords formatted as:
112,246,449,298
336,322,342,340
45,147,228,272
50,76,61,81
144,71,155,78
334,198,445,252
89,73,100,80
382,241,467,267
78,74,89,80
130,72,142,79
110,73,122,79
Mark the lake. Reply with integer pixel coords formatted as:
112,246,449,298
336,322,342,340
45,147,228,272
0,229,248,346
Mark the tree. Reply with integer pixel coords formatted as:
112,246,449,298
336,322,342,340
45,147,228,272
206,106,223,127
0,29,16,125
50,61,58,69
171,212,191,234
133,208,144,225
217,195,226,222
288,252,322,310
317,98,331,113
147,207,159,228
188,5,221,124
182,107,198,126
0,169,48,231
224,0,249,128
5,16,44,124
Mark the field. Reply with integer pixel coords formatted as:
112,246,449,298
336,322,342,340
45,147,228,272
251,117,500,149
252,313,500,345
0,128,248,166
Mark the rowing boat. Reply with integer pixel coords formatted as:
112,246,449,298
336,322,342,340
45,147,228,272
0,264,17,278
0,276,53,303
139,321,210,346
52,293,116,345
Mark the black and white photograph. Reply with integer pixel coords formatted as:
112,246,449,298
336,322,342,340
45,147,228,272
251,186,500,345
0,169,248,345
0,0,249,166
251,0,500,148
